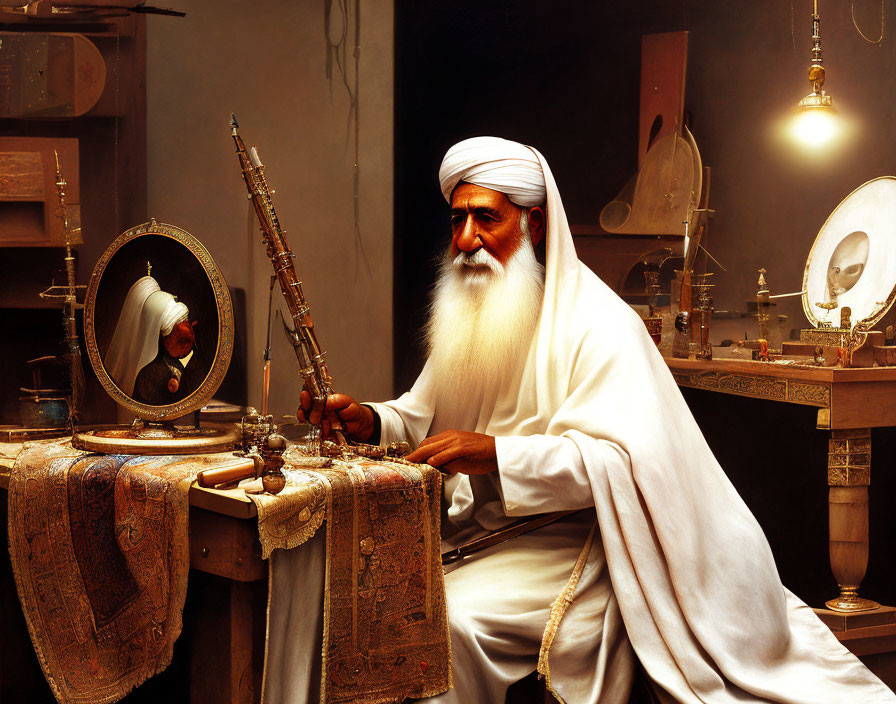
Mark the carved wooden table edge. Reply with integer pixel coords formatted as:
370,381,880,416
665,356,896,430
665,357,832,411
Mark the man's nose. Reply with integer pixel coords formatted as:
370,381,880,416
455,217,481,252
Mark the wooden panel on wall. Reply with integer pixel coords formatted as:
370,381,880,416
0,136,80,246
0,12,146,426
0,31,107,118
638,31,688,166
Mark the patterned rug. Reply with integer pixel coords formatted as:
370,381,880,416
248,456,451,704
7,440,227,704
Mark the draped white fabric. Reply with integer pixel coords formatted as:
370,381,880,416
104,276,189,396
369,140,895,703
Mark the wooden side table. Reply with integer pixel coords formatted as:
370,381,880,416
666,357,896,651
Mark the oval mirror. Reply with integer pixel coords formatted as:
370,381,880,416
803,177,896,329
83,220,233,421
827,231,869,298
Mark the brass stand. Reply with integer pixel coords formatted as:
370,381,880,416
73,421,239,455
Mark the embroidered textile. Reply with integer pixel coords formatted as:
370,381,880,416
7,441,225,704
248,457,451,704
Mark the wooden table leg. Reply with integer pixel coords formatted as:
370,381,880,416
825,428,880,613
189,572,267,704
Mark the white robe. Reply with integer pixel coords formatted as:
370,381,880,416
366,147,895,703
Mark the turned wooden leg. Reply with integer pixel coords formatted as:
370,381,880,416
825,428,880,613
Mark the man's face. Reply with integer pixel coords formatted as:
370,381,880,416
450,183,526,267
163,320,195,359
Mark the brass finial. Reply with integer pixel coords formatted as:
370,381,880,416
840,306,851,329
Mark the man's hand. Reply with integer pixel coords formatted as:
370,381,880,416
297,390,375,443
405,430,498,475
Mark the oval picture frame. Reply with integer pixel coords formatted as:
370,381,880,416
83,219,234,421
802,176,896,329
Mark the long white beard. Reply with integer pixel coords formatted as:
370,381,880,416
425,236,545,424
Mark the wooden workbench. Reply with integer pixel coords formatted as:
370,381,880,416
666,356,896,655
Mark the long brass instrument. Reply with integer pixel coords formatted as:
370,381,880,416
230,115,345,442
40,150,86,428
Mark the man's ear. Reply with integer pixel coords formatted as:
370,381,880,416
527,206,545,247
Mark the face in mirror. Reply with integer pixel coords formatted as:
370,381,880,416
94,233,219,410
827,230,870,299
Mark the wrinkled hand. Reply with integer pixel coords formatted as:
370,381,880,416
297,390,375,443
405,430,497,475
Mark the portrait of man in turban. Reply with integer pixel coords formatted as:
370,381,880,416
104,273,201,405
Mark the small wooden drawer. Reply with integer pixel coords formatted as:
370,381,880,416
189,507,266,582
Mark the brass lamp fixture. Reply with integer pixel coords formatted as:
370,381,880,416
791,0,839,146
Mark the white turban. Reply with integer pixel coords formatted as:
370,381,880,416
104,276,189,396
438,136,547,207
152,292,189,336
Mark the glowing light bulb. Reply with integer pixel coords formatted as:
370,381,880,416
790,108,839,146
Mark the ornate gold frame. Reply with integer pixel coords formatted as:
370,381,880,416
802,176,896,329
83,219,234,421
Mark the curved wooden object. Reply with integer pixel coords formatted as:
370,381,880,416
0,32,106,118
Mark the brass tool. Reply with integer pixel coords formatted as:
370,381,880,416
231,115,345,447
196,457,259,488
39,150,86,430
261,276,276,416
233,411,287,495
441,510,583,565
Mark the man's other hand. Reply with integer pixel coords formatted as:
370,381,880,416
406,430,497,475
297,390,375,443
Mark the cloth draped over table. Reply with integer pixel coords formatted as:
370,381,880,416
370,137,895,703
246,456,451,704
7,440,450,704
7,440,218,704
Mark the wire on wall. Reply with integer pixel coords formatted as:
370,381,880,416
852,0,886,45
791,1,886,52
324,0,370,278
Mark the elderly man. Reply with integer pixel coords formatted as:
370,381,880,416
295,137,894,703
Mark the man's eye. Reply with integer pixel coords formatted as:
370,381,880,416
451,215,464,226
479,213,496,222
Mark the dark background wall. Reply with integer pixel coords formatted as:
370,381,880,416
394,0,896,609
394,0,896,390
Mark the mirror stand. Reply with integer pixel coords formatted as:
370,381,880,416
134,417,200,439
72,421,239,455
